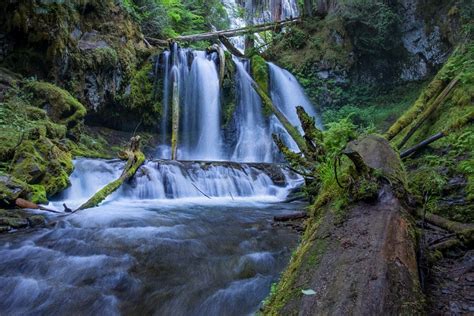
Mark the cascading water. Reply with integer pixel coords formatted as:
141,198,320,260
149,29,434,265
269,62,323,131
181,52,223,160
231,58,274,162
157,46,223,161
155,44,321,162
1,6,323,312
0,158,303,314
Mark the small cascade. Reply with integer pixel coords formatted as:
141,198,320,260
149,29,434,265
53,159,302,206
52,159,125,209
269,62,323,131
120,160,301,200
231,58,274,162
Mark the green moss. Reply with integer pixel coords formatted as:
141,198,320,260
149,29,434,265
251,55,269,95
28,184,48,204
119,62,161,128
25,81,86,136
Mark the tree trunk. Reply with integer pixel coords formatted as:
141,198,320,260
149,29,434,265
218,36,245,58
171,76,180,160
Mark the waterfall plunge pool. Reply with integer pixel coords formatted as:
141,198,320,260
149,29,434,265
0,158,305,315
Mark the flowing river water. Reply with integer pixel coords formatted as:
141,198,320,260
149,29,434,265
0,159,305,315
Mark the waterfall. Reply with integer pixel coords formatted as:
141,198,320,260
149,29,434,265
181,52,222,160
51,159,303,208
231,58,274,162
157,46,223,161
268,62,323,131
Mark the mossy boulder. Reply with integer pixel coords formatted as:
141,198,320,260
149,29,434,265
26,81,86,139
11,137,73,199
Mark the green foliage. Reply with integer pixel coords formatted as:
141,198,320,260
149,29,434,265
116,0,229,38
340,0,401,56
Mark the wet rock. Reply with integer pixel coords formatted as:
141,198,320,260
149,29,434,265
0,225,10,233
78,31,110,51
0,175,28,206
28,215,46,227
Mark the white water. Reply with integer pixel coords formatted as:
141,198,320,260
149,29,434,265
50,158,303,210
231,59,274,162
269,62,323,131
221,0,299,52
181,52,223,160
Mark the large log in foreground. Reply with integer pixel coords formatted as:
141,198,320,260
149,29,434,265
264,136,424,315
76,136,145,211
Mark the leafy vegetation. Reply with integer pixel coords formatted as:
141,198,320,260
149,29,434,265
117,0,229,38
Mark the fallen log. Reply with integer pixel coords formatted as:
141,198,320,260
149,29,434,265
417,210,474,246
15,198,61,213
400,110,474,158
398,77,459,149
76,136,145,211
274,211,308,222
400,132,445,158
172,18,299,42
218,36,245,58
250,79,307,153
264,136,424,315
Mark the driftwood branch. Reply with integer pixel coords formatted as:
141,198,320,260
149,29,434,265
76,136,145,211
400,132,445,158
191,183,212,199
15,198,61,213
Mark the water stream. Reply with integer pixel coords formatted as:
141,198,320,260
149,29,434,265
0,159,304,315
0,5,320,312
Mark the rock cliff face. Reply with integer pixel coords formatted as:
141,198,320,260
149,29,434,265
0,0,152,130
268,0,468,86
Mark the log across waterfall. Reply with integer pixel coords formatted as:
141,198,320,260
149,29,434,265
154,44,322,163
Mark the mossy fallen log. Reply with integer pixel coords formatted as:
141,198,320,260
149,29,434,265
76,136,145,211
417,210,474,246
250,78,307,153
397,77,459,149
